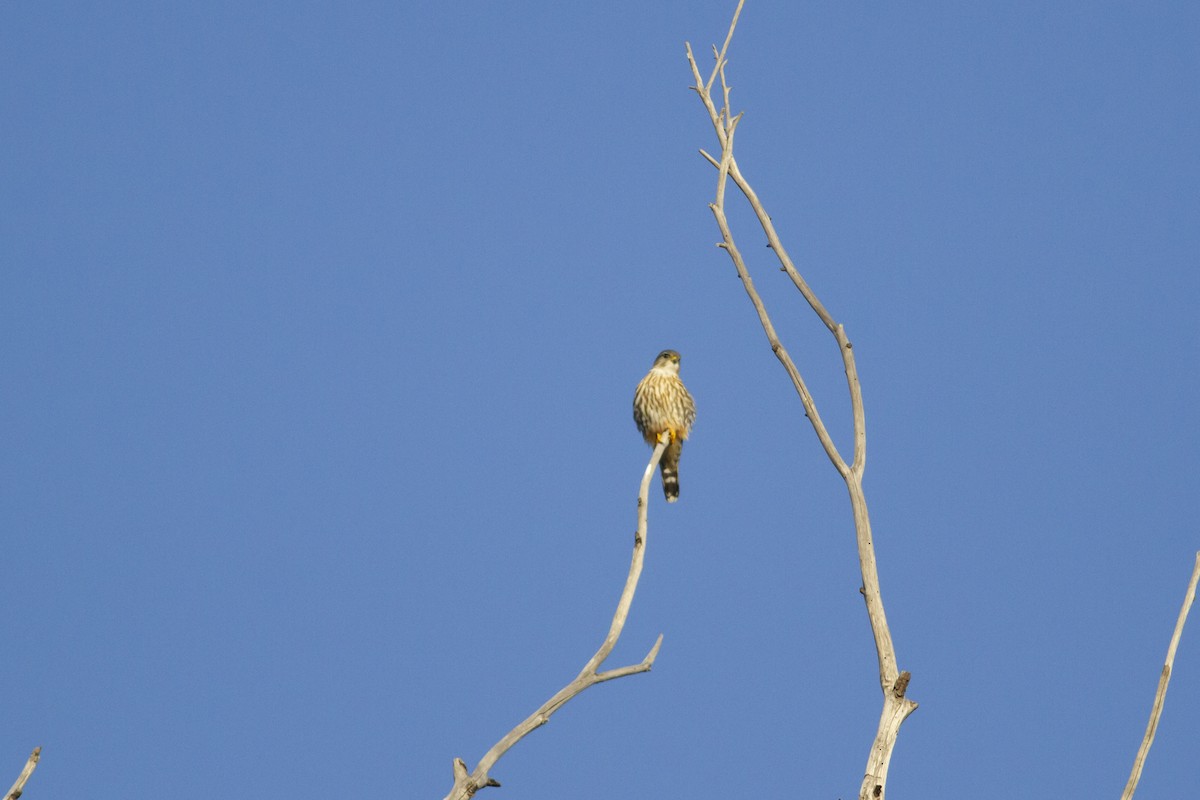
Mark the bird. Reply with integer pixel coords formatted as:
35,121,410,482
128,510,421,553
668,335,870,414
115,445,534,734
633,349,697,502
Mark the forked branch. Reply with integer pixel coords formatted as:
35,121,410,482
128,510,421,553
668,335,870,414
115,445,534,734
441,435,670,800
1121,551,1200,799
4,747,39,800
687,4,916,799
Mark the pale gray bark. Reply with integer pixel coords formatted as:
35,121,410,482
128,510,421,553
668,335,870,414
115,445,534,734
441,436,670,800
1121,552,1200,799
4,747,39,800
687,4,916,798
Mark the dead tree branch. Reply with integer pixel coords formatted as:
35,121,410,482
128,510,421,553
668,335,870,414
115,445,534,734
1121,551,1200,799
441,434,670,800
5,747,40,800
687,4,917,798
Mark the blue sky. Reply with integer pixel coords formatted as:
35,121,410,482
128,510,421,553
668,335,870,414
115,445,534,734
2,2,1198,798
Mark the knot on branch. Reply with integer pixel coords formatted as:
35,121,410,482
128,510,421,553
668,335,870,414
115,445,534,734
892,671,911,698
451,759,501,799
465,778,502,797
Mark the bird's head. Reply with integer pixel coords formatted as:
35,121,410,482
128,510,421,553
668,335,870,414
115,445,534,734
652,349,682,374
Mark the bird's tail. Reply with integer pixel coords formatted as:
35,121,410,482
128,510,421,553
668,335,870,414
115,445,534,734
661,438,683,503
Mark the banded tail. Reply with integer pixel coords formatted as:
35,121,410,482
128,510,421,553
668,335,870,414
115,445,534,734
660,437,683,502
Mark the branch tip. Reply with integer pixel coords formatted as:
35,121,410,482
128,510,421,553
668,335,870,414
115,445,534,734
646,632,665,664
6,749,43,800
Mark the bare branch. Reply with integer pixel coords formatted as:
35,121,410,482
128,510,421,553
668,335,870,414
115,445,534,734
688,5,916,799
596,633,665,683
5,747,40,800
441,435,671,800
1121,551,1200,800
687,35,846,479
708,0,744,94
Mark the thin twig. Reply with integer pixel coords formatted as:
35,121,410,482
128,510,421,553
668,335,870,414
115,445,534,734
1121,551,1200,800
442,435,670,800
5,747,40,800
687,5,916,799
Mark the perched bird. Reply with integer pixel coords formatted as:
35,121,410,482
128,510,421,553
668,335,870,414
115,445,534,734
633,349,697,502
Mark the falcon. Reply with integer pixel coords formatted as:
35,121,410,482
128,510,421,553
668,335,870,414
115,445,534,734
633,350,697,503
